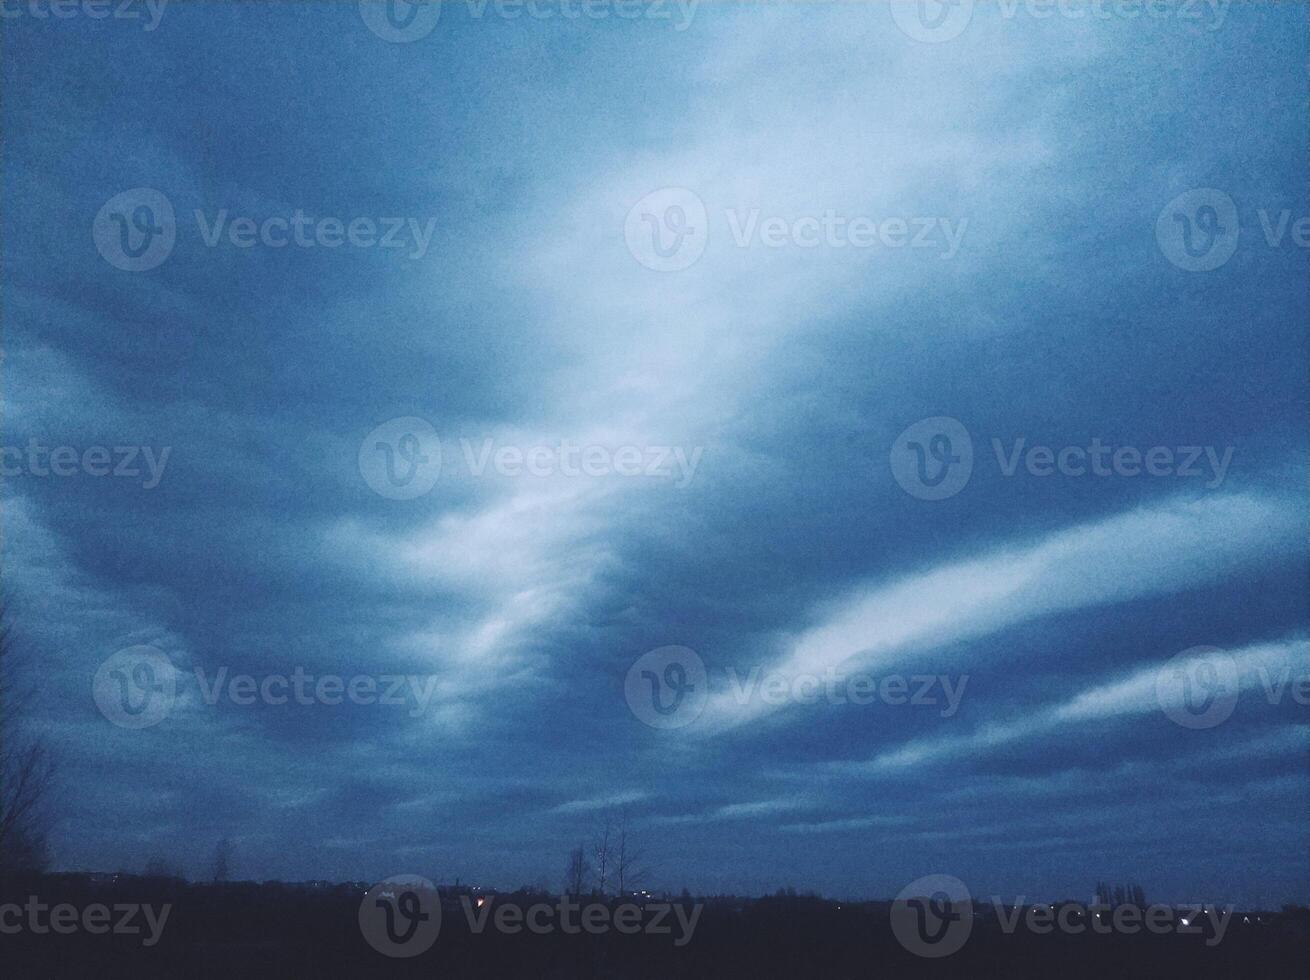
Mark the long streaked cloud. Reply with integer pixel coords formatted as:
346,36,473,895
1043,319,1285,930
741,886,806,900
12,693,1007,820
851,637,1307,773
697,492,1300,732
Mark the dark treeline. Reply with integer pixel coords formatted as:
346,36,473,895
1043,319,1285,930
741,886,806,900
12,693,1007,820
2,870,1306,979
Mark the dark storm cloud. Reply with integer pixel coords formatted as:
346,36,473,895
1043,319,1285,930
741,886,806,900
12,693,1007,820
1,1,1305,906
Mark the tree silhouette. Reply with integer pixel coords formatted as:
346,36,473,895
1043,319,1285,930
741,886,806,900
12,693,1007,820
211,837,233,883
0,593,53,875
613,809,646,896
564,844,590,898
592,815,613,896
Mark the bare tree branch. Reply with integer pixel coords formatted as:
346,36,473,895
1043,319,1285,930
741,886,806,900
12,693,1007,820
0,589,55,873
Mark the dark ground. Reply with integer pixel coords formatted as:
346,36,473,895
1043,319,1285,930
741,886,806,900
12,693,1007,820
2,872,1306,978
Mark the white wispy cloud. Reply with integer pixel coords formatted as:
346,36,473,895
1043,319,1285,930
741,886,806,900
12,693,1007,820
696,492,1300,732
853,637,1308,773
549,790,649,815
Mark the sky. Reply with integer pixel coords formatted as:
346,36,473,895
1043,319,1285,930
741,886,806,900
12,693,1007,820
1,0,1306,908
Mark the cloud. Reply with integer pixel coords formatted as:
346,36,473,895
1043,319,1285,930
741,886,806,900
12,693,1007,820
697,492,1300,732
549,790,649,815
855,637,1307,773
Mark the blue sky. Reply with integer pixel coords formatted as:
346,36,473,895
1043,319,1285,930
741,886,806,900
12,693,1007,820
2,1,1306,907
